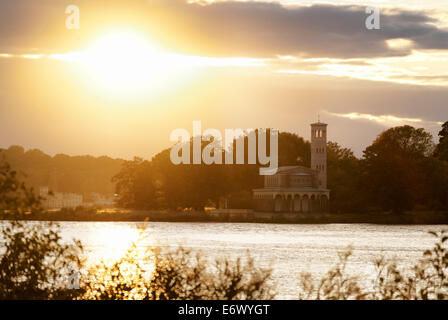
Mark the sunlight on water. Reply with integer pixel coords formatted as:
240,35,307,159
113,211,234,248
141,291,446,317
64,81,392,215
2,221,443,299
60,222,142,262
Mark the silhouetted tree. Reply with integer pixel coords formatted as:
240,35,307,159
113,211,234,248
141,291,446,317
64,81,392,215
361,126,435,213
112,131,310,211
435,121,448,162
0,157,42,215
112,157,157,209
0,146,124,196
278,132,310,167
327,142,363,213
113,125,447,213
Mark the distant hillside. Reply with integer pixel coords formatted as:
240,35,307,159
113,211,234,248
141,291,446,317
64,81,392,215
0,146,125,195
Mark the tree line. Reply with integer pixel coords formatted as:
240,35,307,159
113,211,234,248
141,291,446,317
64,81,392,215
0,146,124,197
113,122,448,213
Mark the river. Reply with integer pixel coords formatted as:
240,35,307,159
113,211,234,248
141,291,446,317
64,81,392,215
2,221,445,299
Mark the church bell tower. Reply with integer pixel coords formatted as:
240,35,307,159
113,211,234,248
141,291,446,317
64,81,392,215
311,121,327,189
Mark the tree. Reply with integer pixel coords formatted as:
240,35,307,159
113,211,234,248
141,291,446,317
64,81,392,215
151,140,230,211
435,121,448,162
0,157,84,299
361,126,435,213
0,146,124,196
112,131,311,211
0,157,42,215
112,157,157,209
419,157,448,210
326,142,362,213
278,132,310,167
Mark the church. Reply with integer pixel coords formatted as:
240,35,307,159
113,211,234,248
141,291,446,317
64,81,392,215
253,122,330,213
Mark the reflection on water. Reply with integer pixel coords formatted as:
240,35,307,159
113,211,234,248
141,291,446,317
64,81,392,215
78,223,142,262
1,221,444,299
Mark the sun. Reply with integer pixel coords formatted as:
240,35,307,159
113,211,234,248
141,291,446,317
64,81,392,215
85,31,164,91
81,30,190,96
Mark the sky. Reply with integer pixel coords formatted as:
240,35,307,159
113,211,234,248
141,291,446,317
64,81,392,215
0,0,447,159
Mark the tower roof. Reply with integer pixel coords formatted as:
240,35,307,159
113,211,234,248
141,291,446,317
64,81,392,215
311,122,327,126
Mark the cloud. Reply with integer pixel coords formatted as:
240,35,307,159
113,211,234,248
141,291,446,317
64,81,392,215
276,61,448,87
0,1,448,59
151,1,448,59
0,51,268,70
326,111,443,127
275,47,448,87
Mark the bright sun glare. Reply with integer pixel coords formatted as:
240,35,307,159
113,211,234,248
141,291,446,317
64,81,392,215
51,30,264,97
80,31,192,96
86,32,162,91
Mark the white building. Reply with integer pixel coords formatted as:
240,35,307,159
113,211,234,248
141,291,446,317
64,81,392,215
39,187,83,209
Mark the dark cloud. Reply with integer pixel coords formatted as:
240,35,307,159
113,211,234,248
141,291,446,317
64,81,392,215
168,1,448,58
0,0,447,58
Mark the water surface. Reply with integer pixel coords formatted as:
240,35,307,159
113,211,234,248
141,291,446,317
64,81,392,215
2,221,444,299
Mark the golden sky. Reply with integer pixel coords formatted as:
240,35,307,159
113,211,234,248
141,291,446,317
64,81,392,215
0,0,447,158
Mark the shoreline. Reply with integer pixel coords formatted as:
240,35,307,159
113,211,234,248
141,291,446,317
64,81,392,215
2,209,448,225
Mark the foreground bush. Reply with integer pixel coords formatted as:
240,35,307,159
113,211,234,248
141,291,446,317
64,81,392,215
82,244,275,300
0,158,84,299
0,220,447,300
0,222,275,300
0,221,83,300
298,230,448,300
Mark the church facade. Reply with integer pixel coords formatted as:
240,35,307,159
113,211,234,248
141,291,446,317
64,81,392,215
253,122,330,213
